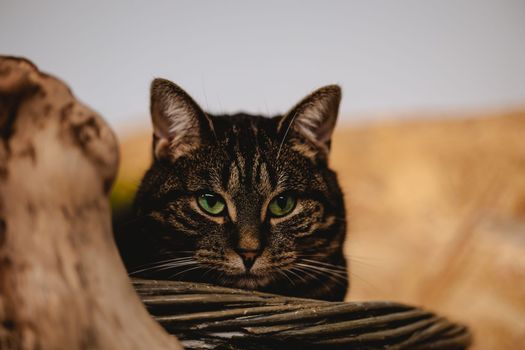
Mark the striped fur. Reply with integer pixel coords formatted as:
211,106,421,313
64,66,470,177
116,80,348,301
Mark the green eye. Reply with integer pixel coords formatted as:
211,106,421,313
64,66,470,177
197,193,226,216
268,194,296,217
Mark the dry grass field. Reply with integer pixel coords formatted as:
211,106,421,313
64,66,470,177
113,110,525,350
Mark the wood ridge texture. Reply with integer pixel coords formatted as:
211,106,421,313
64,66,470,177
135,278,471,349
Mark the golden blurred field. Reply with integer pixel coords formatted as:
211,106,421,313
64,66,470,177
113,110,525,350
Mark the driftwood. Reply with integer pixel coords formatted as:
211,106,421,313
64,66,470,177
0,56,471,350
135,279,471,350
0,56,181,349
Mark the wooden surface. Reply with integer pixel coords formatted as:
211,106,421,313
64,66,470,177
0,56,181,349
134,278,470,350
115,110,525,350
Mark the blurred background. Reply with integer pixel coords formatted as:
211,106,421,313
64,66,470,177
2,1,525,349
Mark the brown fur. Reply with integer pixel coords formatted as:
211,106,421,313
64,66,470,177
116,79,348,301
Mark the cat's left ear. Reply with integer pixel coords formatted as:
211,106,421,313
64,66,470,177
150,78,214,160
278,85,341,155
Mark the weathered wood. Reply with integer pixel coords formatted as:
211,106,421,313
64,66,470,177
134,279,472,349
0,56,181,350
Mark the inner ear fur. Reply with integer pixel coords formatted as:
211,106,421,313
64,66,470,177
278,85,341,156
150,78,214,160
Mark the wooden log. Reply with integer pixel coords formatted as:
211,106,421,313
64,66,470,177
0,56,181,349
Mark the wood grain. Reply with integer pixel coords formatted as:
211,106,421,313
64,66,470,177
0,56,181,350
135,278,471,349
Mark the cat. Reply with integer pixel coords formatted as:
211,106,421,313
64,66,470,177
116,78,348,301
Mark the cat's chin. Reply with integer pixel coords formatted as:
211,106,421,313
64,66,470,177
223,272,273,290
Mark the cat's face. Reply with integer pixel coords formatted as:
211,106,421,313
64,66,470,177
131,79,347,300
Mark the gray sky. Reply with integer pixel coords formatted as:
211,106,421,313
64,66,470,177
2,0,525,130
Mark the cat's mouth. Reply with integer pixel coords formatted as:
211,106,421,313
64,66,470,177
219,263,275,288
225,272,273,289
196,250,295,289
220,264,295,290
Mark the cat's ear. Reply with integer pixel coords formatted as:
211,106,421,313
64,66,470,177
278,85,341,155
150,78,214,160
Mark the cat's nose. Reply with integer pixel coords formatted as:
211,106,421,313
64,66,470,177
235,249,260,271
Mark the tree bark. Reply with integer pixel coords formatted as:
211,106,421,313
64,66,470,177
0,56,181,350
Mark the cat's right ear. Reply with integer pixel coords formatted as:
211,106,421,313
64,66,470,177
150,78,214,160
278,85,341,157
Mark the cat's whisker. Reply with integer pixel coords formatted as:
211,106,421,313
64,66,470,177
290,266,321,283
295,263,348,287
200,266,218,280
347,270,381,293
345,259,382,270
276,110,298,160
276,269,296,286
296,262,348,279
346,254,385,265
294,265,345,287
130,257,195,272
135,259,198,275
298,252,379,269
137,256,194,267
169,265,202,279
284,267,308,284
297,256,377,291
296,256,348,272
301,263,348,279
129,258,197,275
300,258,347,272
153,261,198,272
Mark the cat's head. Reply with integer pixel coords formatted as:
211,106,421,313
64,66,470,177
133,78,347,294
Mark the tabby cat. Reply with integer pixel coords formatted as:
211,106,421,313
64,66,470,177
116,79,348,301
